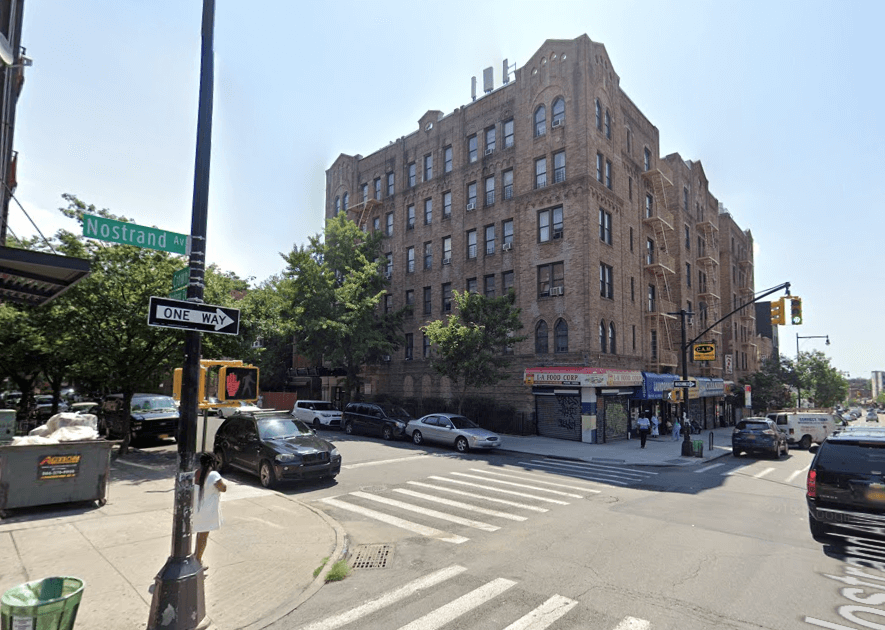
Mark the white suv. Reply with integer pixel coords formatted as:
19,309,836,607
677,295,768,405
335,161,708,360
292,400,342,429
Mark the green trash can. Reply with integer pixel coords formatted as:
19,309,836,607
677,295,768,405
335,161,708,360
1,576,84,630
692,439,704,457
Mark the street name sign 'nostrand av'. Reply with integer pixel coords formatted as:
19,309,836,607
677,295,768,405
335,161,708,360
83,213,190,255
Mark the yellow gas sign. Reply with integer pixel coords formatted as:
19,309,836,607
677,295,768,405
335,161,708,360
693,342,716,362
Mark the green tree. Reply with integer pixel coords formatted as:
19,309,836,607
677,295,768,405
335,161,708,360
740,355,795,413
282,212,406,404
237,275,292,391
0,304,47,421
796,349,848,408
422,289,527,414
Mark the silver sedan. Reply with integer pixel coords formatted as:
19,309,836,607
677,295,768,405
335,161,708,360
406,413,502,453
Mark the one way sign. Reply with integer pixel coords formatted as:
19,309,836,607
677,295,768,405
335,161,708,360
148,296,240,336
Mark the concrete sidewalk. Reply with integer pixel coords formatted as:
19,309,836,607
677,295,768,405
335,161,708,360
0,427,733,630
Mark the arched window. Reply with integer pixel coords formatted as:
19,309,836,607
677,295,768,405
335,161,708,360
599,320,607,353
535,320,548,354
534,105,546,137
554,319,568,353
595,99,602,130
552,97,565,126
604,109,611,139
343,192,349,211
609,323,616,354
335,196,341,213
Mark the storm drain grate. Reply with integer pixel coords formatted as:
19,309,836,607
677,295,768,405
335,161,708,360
350,544,394,569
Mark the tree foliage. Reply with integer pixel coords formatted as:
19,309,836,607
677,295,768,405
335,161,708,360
281,212,406,404
740,354,795,413
796,349,848,408
422,290,527,414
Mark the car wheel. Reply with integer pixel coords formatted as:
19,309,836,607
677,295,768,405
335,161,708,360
214,447,228,473
455,436,469,453
732,449,741,457
259,460,277,489
344,421,354,435
800,435,812,450
412,430,423,445
382,424,394,441
313,418,321,429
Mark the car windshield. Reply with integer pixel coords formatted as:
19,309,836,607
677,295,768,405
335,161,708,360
380,405,412,420
257,417,312,439
312,402,335,411
132,396,177,412
818,442,885,474
736,421,770,432
35,396,53,404
450,416,479,430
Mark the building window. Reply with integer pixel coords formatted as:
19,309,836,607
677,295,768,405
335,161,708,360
407,204,416,229
361,183,368,203
628,176,632,200
632,325,636,351
698,236,705,257
443,236,452,262
386,172,394,196
599,209,612,245
484,274,495,298
648,284,656,313
373,216,380,232
600,263,613,299
596,153,603,182
686,262,692,287
538,261,564,296
609,323,616,354
605,159,612,189
552,97,565,126
630,276,635,302
644,147,651,172
535,157,547,189
374,177,381,200
386,212,394,236
467,277,477,293
467,230,477,259
534,105,546,137
629,227,634,252
535,320,548,354
424,154,433,181
384,293,392,314
485,225,496,255
646,238,654,265
645,194,654,218
423,333,431,358
468,135,478,162
335,196,340,213
407,247,415,273
424,198,432,224
553,151,565,183
503,119,514,148
485,126,496,153
604,109,611,139
595,98,602,130
503,169,513,200
343,192,349,211
424,241,432,270
385,252,393,275
554,319,568,353
502,270,514,294
683,186,689,212
408,163,416,188
626,128,632,154
405,333,413,360
485,176,495,206
685,225,691,250
423,287,432,315
442,283,452,312
443,191,452,218
444,145,453,173
503,219,513,246
539,206,563,242
406,289,414,309
467,182,477,208
600,320,607,353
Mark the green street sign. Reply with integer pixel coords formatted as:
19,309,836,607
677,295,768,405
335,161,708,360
172,266,189,291
82,213,189,255
169,288,187,300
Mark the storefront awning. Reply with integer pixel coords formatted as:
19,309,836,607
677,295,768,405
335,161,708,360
524,367,643,387
0,246,90,306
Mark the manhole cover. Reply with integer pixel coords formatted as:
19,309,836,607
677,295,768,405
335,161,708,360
350,544,394,569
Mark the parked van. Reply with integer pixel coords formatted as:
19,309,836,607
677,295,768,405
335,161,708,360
766,411,837,449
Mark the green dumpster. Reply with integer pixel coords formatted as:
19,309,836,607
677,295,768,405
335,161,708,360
692,439,704,457
1,576,84,630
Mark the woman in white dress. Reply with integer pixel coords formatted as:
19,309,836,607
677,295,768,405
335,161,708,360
194,452,227,569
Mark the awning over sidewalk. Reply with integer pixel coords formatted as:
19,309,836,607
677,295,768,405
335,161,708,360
0,246,90,306
636,372,680,400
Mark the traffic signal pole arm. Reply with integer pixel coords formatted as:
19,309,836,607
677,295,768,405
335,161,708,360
687,281,791,348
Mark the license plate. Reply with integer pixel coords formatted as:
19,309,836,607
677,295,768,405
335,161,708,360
868,485,885,502
158,434,171,440
745,435,755,440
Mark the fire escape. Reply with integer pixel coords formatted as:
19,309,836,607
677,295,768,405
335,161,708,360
642,169,678,371
737,248,757,373
696,214,722,376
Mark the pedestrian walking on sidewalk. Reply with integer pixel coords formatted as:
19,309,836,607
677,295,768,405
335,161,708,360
650,413,660,438
672,417,682,441
637,415,651,448
194,452,227,569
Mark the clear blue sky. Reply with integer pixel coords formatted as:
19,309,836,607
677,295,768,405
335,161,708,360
8,0,882,379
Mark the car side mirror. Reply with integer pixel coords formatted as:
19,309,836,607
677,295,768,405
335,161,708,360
246,432,258,441
312,429,317,435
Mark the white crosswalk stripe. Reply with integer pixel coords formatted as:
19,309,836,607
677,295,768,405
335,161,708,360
502,594,579,630
406,481,550,513
694,463,724,473
518,458,657,486
320,497,469,544
350,491,500,532
786,466,809,483
397,577,516,630
467,468,603,494
448,471,585,498
612,617,651,630
753,467,776,479
393,488,529,521
427,475,571,504
720,464,810,485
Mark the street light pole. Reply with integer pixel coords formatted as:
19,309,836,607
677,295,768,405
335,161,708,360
670,309,694,456
795,333,830,409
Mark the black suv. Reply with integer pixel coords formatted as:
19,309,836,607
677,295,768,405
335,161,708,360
101,393,179,441
342,402,412,440
807,426,885,543
732,417,788,458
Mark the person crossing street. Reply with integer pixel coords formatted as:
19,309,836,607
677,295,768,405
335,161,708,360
637,415,651,448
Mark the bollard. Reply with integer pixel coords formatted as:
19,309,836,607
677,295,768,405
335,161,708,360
709,431,714,452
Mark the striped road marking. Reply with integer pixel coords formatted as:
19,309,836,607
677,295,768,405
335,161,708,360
342,454,429,469
613,617,651,630
350,491,499,532
320,497,468,544
694,463,724,473
427,475,570,505
407,481,549,513
393,488,528,521
502,594,579,630
753,467,776,479
397,578,516,630
468,468,602,493
786,467,809,483
449,472,585,498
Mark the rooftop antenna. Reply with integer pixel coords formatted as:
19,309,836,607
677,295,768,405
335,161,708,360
502,58,515,84
471,76,476,101
483,66,493,94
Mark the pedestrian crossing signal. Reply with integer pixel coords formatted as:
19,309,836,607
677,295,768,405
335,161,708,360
790,297,802,325
667,389,683,403
769,298,785,326
218,366,260,401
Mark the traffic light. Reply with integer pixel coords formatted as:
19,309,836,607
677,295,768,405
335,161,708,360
172,367,206,401
791,297,803,325
218,366,260,401
770,298,786,326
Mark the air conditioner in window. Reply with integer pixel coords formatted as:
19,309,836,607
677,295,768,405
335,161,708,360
502,242,513,252
466,203,476,211
382,355,391,362
553,230,563,240
384,272,392,280
442,257,451,265
552,118,564,128
485,148,494,156
549,286,564,296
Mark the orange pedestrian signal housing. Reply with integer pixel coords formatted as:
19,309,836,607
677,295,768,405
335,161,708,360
769,298,786,326
218,366,260,402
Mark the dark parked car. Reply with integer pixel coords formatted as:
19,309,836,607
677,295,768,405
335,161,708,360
32,394,70,420
213,411,341,488
732,417,788,458
406,413,502,453
101,393,179,441
342,402,412,440
807,426,885,543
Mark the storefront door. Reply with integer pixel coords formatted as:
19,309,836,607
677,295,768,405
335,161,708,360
535,392,582,441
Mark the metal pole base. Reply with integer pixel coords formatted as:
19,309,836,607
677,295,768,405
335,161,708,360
681,432,693,457
147,556,207,630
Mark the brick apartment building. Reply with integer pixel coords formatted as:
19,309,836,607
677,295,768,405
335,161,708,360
324,35,757,441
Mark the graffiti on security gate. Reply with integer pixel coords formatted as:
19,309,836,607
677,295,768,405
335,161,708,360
557,396,581,431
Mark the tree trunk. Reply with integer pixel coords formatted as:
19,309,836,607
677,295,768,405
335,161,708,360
118,391,134,456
